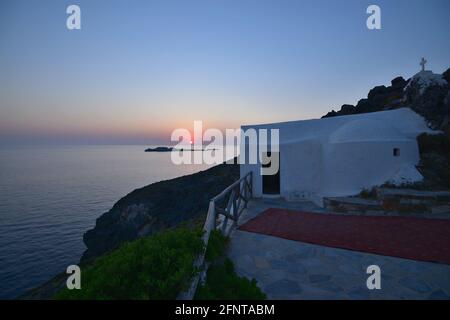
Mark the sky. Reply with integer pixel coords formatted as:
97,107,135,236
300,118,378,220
0,0,449,145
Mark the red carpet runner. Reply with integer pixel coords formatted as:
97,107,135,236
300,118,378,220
239,208,450,265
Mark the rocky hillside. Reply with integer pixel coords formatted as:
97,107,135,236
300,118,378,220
323,68,450,132
82,160,239,261
323,67,450,189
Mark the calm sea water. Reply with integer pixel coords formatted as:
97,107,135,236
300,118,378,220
0,145,213,299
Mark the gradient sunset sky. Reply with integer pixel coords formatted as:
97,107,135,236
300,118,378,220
1,0,449,145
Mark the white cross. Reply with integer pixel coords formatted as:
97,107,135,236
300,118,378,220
420,57,427,71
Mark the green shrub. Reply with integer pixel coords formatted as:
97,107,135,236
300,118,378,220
198,229,266,300
359,187,377,199
195,258,266,300
417,133,450,188
55,227,204,300
205,229,228,262
417,133,450,155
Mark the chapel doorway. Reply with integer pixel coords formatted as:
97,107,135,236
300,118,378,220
262,151,280,195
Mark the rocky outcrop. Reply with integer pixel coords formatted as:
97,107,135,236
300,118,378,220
322,76,409,118
323,68,450,132
82,160,239,261
403,71,449,129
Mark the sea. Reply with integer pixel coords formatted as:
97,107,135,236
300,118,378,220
0,145,215,299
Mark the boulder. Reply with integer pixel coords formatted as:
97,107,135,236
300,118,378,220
339,104,356,115
391,76,407,88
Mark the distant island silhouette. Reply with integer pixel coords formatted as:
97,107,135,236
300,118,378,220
145,146,217,152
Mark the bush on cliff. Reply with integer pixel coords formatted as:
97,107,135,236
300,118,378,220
417,133,450,189
55,227,204,300
195,230,266,300
205,229,228,262
195,258,266,300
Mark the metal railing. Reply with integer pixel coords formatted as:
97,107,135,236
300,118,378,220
177,171,253,300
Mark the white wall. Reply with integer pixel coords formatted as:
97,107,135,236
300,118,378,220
281,139,323,201
321,140,420,197
240,138,421,206
240,108,431,206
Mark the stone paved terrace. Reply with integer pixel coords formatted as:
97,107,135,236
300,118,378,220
226,198,450,300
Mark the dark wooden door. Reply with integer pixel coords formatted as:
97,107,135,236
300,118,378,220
262,151,280,195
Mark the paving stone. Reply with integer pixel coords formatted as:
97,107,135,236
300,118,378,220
308,274,331,283
264,251,280,260
347,287,371,299
228,198,450,300
428,289,450,300
270,259,287,269
431,205,450,214
323,249,347,260
337,263,364,275
258,269,291,284
398,277,432,294
270,259,307,275
298,284,347,300
265,279,302,296
300,257,323,268
293,247,317,259
236,254,253,266
332,274,364,289
316,281,344,294
253,256,270,269
286,263,307,275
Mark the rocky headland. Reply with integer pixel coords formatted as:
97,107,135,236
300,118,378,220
82,160,239,261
